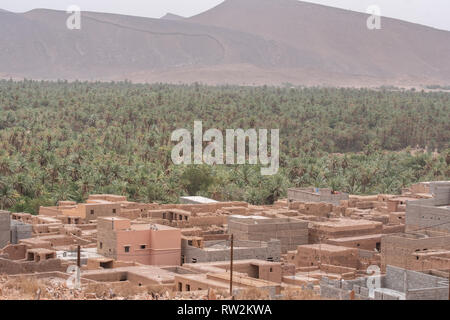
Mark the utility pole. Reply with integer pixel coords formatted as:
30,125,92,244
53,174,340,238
229,234,234,298
77,245,81,268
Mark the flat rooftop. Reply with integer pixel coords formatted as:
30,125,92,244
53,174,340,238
180,196,218,204
297,244,355,253
312,218,382,231
328,234,383,242
82,265,195,284
229,215,269,220
130,223,176,231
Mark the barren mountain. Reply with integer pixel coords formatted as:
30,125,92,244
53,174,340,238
0,0,449,86
161,13,185,21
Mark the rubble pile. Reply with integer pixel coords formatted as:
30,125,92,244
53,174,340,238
0,274,230,300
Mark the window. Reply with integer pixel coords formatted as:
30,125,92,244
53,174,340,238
267,257,274,262
124,246,130,253
188,240,193,246
90,210,94,215
140,245,146,249
113,209,116,214
186,284,191,292
192,258,197,263
178,283,182,291
99,242,103,249
269,268,273,272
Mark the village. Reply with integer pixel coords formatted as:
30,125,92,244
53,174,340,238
0,181,449,300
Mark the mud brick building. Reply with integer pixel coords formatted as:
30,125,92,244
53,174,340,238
308,218,383,244
289,244,359,269
381,230,450,271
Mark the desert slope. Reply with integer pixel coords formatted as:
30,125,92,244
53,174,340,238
0,0,449,86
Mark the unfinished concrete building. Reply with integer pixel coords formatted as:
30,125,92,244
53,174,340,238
405,181,450,233
97,217,181,266
320,265,449,300
181,238,281,264
288,187,349,206
227,216,309,253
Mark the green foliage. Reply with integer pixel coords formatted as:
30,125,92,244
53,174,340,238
181,165,215,196
0,80,448,213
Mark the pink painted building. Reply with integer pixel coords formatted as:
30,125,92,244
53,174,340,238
97,217,181,266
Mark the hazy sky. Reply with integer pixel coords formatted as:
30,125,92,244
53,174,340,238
1,0,449,31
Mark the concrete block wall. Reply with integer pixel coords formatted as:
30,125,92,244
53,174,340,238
383,265,449,298
228,217,308,253
406,287,449,300
181,239,281,264
406,182,450,232
10,220,32,244
0,211,11,249
429,182,450,205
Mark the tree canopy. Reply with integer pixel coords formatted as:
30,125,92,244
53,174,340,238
0,80,448,213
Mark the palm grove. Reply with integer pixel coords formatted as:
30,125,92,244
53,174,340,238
0,80,448,214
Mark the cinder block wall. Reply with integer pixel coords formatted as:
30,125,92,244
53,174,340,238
10,220,32,244
228,218,308,253
181,239,281,263
406,182,450,232
0,211,11,249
